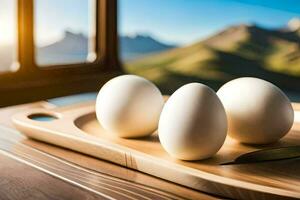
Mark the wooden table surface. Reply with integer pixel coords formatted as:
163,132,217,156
0,100,220,200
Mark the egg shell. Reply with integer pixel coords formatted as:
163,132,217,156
158,83,227,160
96,75,164,138
217,77,294,144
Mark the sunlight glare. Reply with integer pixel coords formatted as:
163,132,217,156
0,0,17,45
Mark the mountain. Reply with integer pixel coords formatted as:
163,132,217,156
119,35,176,60
0,31,175,69
36,32,175,65
126,20,300,94
1,19,300,94
37,31,89,65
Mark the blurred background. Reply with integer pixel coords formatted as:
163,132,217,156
0,0,300,100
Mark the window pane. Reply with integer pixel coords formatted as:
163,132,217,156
34,0,96,66
0,0,18,72
119,0,300,100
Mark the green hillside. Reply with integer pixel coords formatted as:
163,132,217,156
125,24,300,94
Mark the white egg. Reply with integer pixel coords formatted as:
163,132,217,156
96,75,164,138
158,83,227,160
217,77,294,144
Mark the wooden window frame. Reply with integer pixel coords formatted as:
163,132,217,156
0,0,122,107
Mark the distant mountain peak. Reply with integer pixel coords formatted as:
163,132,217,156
288,17,300,31
215,23,259,36
125,34,150,39
231,23,255,29
227,23,266,32
120,34,176,60
63,30,86,41
123,34,167,44
201,23,262,49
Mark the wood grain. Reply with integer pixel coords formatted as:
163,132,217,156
0,153,103,200
0,138,185,200
0,102,217,200
0,103,101,200
21,139,217,200
12,101,300,200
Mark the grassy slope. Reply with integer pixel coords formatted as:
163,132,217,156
125,25,300,94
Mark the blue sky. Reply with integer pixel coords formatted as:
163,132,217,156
119,0,300,45
0,0,299,46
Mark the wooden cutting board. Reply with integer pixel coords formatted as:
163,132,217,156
12,101,300,200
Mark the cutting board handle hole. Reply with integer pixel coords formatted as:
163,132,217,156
28,113,58,122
